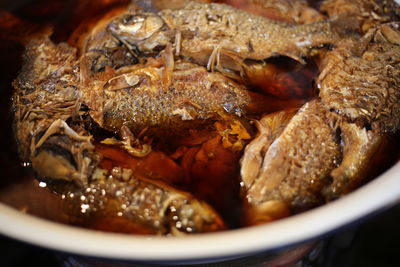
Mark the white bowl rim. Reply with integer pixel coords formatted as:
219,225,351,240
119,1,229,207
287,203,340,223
0,160,400,262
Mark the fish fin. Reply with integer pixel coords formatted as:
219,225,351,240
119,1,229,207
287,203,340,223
162,43,174,90
207,43,222,72
174,30,182,56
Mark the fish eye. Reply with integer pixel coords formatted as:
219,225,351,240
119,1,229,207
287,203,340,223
109,13,165,42
122,14,145,26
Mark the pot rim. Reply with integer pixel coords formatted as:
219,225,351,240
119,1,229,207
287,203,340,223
1,161,399,262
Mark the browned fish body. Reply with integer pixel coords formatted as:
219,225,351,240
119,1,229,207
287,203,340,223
70,6,304,139
12,37,98,186
318,23,400,134
316,23,400,199
101,61,251,136
240,23,400,224
56,172,225,235
100,60,294,139
242,100,342,223
241,101,385,223
108,1,351,69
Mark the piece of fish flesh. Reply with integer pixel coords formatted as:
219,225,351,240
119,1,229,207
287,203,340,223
242,100,342,224
53,170,226,235
240,23,400,223
318,23,400,134
240,108,298,189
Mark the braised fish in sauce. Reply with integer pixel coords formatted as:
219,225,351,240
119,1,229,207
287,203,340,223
2,0,400,235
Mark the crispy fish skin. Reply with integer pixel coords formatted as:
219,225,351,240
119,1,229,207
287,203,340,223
244,101,341,217
12,38,98,185
102,61,259,138
317,23,400,198
318,23,400,134
108,1,351,67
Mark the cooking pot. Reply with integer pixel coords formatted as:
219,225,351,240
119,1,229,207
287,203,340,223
1,0,400,265
1,162,400,264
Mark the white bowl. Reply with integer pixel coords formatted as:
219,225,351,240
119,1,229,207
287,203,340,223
1,160,400,264
2,0,400,264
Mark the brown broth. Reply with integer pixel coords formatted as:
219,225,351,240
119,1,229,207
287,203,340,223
0,0,400,235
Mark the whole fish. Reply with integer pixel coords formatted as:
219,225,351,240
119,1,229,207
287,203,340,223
100,60,298,139
101,61,251,137
107,1,355,72
318,23,400,199
54,169,226,235
14,36,298,182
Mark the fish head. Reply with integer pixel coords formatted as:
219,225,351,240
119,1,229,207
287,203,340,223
107,13,169,53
